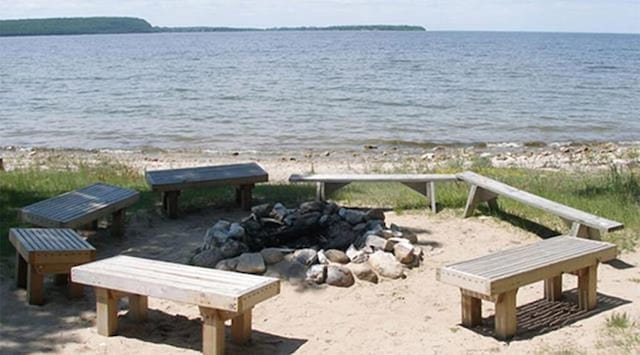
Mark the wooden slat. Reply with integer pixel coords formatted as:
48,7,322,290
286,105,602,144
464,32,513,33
9,228,95,252
71,256,280,312
457,171,623,232
289,173,458,183
145,163,268,192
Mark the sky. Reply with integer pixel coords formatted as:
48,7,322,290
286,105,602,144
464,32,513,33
1,0,639,34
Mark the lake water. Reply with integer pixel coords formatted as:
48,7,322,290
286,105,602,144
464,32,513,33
1,31,639,152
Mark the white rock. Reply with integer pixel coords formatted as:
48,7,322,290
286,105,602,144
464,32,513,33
393,242,415,265
326,265,355,287
306,264,327,284
368,251,404,279
346,245,368,263
348,263,378,284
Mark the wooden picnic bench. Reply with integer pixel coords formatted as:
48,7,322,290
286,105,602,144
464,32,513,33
145,162,269,218
289,173,458,212
436,236,617,339
71,255,280,355
457,171,624,239
9,228,96,305
20,183,140,237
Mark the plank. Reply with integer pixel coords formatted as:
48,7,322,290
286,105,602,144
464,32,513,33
146,163,268,192
289,173,458,183
457,171,623,233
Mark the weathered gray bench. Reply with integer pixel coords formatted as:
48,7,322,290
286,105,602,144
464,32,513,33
289,173,458,212
457,171,624,239
437,236,617,339
145,162,269,218
20,183,139,237
71,255,280,355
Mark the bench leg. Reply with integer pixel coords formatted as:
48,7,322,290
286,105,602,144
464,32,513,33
111,209,126,237
570,222,602,240
231,308,252,344
200,307,225,355
239,184,253,211
16,253,27,289
494,289,518,340
162,191,180,219
463,185,499,218
577,264,598,311
544,275,563,301
27,265,44,305
428,181,437,213
317,182,349,201
95,288,119,336
129,294,148,321
461,291,482,327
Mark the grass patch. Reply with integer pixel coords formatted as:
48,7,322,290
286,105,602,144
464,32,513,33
598,312,640,354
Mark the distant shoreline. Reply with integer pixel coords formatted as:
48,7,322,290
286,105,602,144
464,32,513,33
0,17,426,37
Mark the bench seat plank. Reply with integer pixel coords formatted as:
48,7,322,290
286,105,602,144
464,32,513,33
71,255,280,312
146,163,268,192
457,171,623,234
289,173,458,183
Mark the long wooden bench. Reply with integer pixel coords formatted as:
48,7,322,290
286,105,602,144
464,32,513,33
20,183,139,237
457,171,624,239
436,236,617,339
289,173,458,212
71,255,280,355
145,162,269,218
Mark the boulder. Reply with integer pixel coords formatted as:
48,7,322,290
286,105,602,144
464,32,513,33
228,223,245,239
324,249,350,264
352,223,368,233
251,203,272,217
293,248,318,266
220,239,248,259
348,263,378,284
365,235,387,251
338,208,366,225
215,257,239,271
306,264,327,284
271,202,289,221
322,202,339,215
368,250,404,279
346,245,368,263
299,201,325,214
365,208,385,221
323,221,358,250
260,248,285,264
235,253,266,274
268,259,307,284
383,238,400,252
326,265,355,287
393,242,415,265
191,249,224,268
317,250,329,264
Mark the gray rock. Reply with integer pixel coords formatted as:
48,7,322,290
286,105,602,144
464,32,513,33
267,259,307,284
220,239,248,258
365,235,387,251
293,248,318,266
317,250,329,264
380,229,403,239
235,253,266,274
393,242,415,265
368,251,405,279
346,245,369,263
271,203,288,221
365,208,385,221
299,201,325,214
338,208,367,225
215,257,239,271
228,223,245,239
323,221,358,250
365,220,385,233
383,238,400,252
260,248,285,264
251,203,272,217
306,264,327,284
322,202,339,215
348,262,378,284
326,265,355,287
192,249,224,268
324,249,350,264
352,223,368,233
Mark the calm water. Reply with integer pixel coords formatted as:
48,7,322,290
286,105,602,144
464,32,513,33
1,31,639,151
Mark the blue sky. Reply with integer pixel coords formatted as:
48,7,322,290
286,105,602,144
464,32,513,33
1,0,638,33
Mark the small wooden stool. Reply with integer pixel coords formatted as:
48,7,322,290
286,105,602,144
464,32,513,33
9,228,96,305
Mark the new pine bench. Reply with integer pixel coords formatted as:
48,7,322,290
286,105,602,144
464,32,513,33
71,255,280,355
289,173,458,212
457,171,624,239
145,162,269,218
20,183,140,237
437,236,617,339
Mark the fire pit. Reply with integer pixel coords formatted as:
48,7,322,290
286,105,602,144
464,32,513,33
191,201,424,287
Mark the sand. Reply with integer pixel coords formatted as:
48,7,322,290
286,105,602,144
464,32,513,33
1,147,639,354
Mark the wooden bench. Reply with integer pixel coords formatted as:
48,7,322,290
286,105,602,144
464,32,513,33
145,162,269,218
9,228,96,305
457,171,624,239
20,183,140,237
436,236,617,339
289,173,458,212
71,255,280,355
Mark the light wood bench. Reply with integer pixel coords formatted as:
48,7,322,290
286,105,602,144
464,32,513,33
71,255,280,355
145,162,269,218
20,183,140,237
9,228,96,305
289,173,458,212
436,236,617,339
457,171,624,239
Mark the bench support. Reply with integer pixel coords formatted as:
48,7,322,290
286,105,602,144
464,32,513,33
578,264,598,311
402,181,437,213
316,182,350,201
129,294,148,321
95,288,119,336
111,209,126,237
16,253,27,289
162,191,180,219
495,289,518,340
235,184,254,211
231,308,252,344
463,185,499,218
461,291,482,327
27,265,44,305
570,222,602,240
544,275,563,301
200,307,225,355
